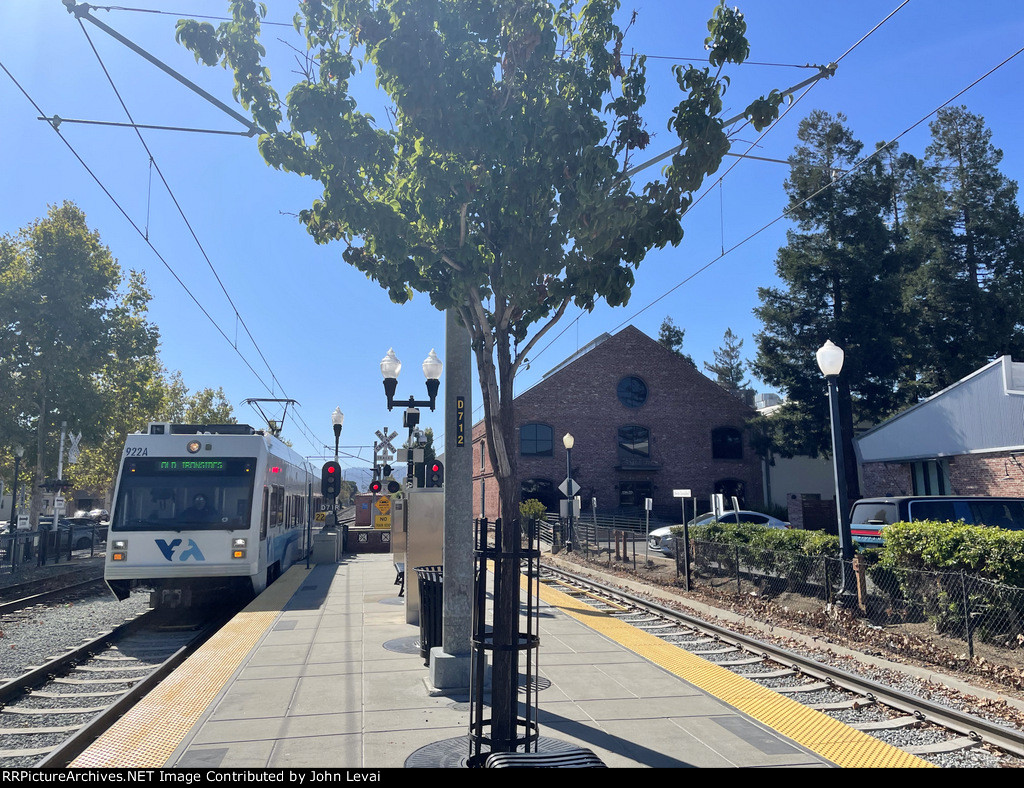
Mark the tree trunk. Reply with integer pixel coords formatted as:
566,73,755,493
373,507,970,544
470,324,522,750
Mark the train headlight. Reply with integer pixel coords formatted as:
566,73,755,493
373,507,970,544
112,540,127,562
232,537,246,560
113,541,127,550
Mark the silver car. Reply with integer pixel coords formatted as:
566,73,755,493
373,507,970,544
648,510,790,556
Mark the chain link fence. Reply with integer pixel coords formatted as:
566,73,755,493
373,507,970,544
555,517,1024,663
685,537,1024,660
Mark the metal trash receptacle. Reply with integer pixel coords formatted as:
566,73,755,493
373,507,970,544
414,565,443,665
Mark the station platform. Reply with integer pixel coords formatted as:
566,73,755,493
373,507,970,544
71,553,930,769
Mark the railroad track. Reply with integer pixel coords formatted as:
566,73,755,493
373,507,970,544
0,608,226,767
540,563,1024,767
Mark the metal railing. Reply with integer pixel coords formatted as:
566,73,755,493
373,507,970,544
0,524,106,576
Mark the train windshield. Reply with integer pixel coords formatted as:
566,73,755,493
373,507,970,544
112,457,257,531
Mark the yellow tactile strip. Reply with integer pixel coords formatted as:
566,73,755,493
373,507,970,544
535,578,934,769
70,565,312,768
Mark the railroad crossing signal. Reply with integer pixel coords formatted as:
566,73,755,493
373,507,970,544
426,461,444,488
321,461,341,498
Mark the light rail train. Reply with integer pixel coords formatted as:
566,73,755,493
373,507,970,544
105,422,319,608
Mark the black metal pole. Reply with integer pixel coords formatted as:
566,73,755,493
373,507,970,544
565,445,573,552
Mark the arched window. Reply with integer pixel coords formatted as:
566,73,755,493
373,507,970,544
618,426,650,460
711,426,743,459
521,478,558,511
520,423,553,457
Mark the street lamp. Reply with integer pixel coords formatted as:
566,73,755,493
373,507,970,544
331,407,344,461
381,348,443,412
382,348,443,486
816,340,855,598
563,433,574,552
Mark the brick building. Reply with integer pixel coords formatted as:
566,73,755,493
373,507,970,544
857,356,1024,497
471,326,763,520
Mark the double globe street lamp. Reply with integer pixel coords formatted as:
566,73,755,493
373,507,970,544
381,348,444,484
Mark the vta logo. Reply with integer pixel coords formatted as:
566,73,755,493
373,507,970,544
155,538,206,562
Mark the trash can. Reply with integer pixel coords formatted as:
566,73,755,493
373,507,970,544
414,565,443,665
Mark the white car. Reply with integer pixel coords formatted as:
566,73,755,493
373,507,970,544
648,510,791,556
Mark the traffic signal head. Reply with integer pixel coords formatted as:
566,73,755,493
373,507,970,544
426,461,444,488
321,461,341,498
387,479,401,494
369,479,383,494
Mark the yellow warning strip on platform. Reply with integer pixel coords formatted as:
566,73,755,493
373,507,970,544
70,565,314,769
535,579,934,769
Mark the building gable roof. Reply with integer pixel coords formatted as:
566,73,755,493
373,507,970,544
517,324,751,410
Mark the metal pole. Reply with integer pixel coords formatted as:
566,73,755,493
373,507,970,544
57,422,67,483
10,452,21,530
826,375,854,598
565,445,573,552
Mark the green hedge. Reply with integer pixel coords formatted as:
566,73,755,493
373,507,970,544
878,520,1024,587
680,521,838,555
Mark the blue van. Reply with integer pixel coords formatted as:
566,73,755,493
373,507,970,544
850,496,1024,547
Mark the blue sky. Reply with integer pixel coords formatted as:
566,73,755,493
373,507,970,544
3,1,1024,480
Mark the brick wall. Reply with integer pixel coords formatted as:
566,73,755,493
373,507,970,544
860,462,913,497
861,453,1024,497
949,453,1024,496
472,326,763,520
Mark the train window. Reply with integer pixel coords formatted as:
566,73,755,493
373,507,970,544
269,485,284,527
110,456,257,532
261,487,269,540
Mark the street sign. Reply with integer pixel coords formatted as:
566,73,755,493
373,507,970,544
375,497,392,515
375,429,398,454
673,489,692,498
54,496,66,517
314,511,327,522
558,478,580,497
374,514,392,529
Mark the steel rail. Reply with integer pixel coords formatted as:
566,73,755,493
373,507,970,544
545,563,1024,759
0,578,106,616
34,615,229,768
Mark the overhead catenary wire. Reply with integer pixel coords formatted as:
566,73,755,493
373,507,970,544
606,40,1024,335
0,59,331,457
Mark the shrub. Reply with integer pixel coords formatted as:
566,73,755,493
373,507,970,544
519,498,547,523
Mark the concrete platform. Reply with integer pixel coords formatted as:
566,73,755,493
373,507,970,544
72,553,923,769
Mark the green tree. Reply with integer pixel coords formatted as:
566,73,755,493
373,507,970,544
161,372,236,425
752,111,908,499
176,0,788,526
657,316,695,367
176,1,790,745
704,327,750,396
66,270,164,500
901,106,1024,393
0,202,122,524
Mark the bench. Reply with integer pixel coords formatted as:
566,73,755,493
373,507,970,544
394,561,405,597
483,748,607,768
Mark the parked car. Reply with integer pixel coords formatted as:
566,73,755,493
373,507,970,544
57,516,108,550
850,496,1024,547
648,510,790,556
88,508,110,522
